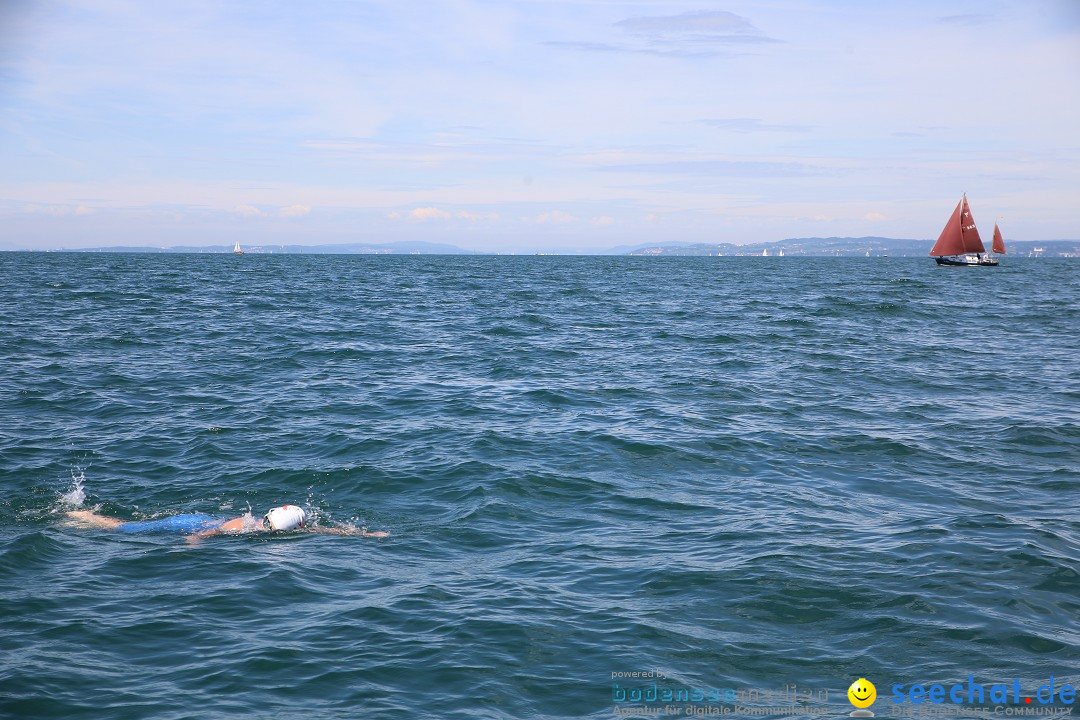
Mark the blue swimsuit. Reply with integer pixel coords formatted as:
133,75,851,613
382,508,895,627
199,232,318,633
115,514,225,534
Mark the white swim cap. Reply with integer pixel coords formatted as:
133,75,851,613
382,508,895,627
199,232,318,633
263,505,306,531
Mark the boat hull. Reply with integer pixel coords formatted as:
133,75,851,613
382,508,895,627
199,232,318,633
934,254,999,267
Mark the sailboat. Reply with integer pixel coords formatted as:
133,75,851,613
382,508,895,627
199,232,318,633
762,248,769,257
929,194,998,266
233,241,244,255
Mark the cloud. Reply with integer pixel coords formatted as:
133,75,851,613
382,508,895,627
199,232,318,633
278,204,311,217
938,14,992,26
232,204,263,217
394,208,496,222
590,215,615,226
534,210,575,224
595,160,813,177
458,210,499,221
703,118,812,133
409,207,452,220
24,203,94,215
863,212,887,221
615,10,758,36
546,10,778,58
541,40,739,57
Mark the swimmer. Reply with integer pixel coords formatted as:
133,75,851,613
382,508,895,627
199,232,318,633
65,504,389,541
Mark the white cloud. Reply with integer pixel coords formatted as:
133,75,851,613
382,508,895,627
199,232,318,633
278,204,311,217
232,204,263,217
386,210,401,219
534,210,575,224
409,207,452,220
590,215,615,226
863,212,887,221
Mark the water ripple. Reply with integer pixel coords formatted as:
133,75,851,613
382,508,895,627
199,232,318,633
1,254,1077,718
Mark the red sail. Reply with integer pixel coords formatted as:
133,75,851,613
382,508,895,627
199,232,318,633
929,196,986,256
929,198,965,256
959,196,986,253
992,223,1006,254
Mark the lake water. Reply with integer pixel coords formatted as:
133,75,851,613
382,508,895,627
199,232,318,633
1,253,1077,719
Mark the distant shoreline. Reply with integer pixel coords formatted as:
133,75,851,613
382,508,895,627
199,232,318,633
5,236,1078,259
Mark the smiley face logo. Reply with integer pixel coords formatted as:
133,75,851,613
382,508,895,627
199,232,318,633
848,678,877,709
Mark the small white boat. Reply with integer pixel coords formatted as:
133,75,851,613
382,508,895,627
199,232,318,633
233,242,245,255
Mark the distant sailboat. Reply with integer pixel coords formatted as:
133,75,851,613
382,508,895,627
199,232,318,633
929,194,998,266
762,248,769,257
233,242,244,255
778,248,785,257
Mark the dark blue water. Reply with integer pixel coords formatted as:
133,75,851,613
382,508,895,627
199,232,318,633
1,254,1078,719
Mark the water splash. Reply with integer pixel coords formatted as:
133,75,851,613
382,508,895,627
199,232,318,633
303,487,328,527
59,468,86,507
239,510,258,532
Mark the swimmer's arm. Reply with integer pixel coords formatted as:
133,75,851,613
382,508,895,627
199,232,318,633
309,526,389,538
185,527,224,542
185,516,250,543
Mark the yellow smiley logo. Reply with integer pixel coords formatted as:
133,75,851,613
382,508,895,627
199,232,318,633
848,678,877,709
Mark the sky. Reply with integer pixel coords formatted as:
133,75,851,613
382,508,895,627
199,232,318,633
1,0,1078,252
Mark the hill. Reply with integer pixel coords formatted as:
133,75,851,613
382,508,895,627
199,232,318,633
64,241,477,255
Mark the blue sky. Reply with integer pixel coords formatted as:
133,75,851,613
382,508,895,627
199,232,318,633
1,0,1077,251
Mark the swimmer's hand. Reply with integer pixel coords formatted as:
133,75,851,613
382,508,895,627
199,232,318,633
184,528,221,544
